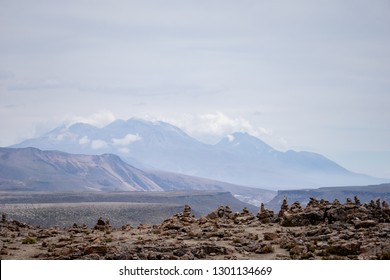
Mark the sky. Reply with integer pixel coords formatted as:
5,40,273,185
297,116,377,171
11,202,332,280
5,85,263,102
1,0,389,178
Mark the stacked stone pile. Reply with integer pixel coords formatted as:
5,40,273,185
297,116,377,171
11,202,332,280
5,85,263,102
273,197,390,259
277,197,390,227
1,197,389,260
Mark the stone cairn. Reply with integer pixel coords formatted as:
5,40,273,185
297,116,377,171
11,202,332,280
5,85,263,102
94,217,112,232
1,197,389,260
272,197,390,227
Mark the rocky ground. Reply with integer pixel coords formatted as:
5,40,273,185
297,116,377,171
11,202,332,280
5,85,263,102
1,197,390,260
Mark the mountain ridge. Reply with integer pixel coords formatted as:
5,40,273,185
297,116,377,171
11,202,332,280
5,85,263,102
10,118,388,189
0,147,162,192
0,147,275,205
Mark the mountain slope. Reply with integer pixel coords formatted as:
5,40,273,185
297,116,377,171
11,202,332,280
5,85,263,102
11,118,388,189
0,147,275,205
0,147,162,192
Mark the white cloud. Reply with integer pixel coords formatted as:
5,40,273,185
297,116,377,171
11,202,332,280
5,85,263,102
278,137,289,150
166,112,271,143
118,147,130,154
67,110,116,128
55,133,66,141
112,133,141,146
226,134,235,142
0,0,388,178
49,128,78,142
91,139,108,150
78,136,90,145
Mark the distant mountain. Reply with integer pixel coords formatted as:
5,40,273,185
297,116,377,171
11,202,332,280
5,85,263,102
215,132,275,155
0,147,162,192
266,183,390,211
11,118,388,189
0,147,274,205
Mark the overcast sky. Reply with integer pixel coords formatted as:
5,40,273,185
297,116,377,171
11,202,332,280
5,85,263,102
1,0,389,178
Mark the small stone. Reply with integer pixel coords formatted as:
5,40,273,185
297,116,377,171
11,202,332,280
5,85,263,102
354,220,377,229
263,232,278,241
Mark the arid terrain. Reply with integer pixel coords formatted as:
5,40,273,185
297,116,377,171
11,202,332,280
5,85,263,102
1,196,389,260
0,191,257,228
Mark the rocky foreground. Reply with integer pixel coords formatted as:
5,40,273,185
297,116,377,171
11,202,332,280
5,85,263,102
1,197,390,260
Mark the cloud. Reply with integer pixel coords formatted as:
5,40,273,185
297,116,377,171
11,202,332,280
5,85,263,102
0,70,14,80
67,110,116,128
226,134,235,142
91,139,108,150
48,127,78,142
78,136,90,145
166,112,271,143
118,147,130,154
112,134,141,146
8,77,75,91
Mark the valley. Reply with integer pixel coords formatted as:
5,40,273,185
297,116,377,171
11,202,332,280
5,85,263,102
1,119,389,260
0,191,257,227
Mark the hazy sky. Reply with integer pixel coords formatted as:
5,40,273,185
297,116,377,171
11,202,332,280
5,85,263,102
1,0,389,178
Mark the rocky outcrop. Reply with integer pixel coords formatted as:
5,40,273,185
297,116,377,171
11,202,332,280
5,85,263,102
271,197,390,259
1,197,389,260
278,197,390,227
267,184,390,211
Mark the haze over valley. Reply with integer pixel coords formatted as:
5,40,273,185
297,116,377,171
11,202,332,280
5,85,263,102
1,117,389,230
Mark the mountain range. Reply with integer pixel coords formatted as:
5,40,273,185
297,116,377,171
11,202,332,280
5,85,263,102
11,118,387,189
0,147,275,205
